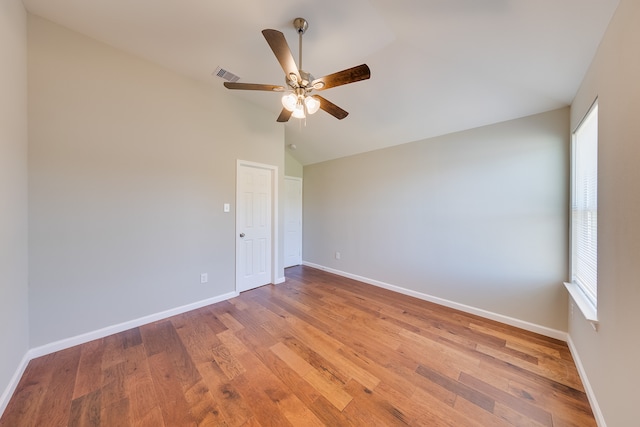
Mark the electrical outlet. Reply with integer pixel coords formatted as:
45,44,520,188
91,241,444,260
335,251,341,260
200,273,208,284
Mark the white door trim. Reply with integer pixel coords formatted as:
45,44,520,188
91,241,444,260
236,160,279,292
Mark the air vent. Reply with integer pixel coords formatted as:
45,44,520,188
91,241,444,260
213,66,240,82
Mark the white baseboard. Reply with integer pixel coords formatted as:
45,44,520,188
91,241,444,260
27,291,238,360
3,269,603,424
0,352,30,418
566,335,607,427
302,261,567,341
1,291,238,419
274,276,286,285
303,262,607,424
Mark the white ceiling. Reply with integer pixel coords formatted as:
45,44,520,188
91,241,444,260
23,0,619,165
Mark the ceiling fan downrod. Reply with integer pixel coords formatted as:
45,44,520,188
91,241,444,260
293,18,308,72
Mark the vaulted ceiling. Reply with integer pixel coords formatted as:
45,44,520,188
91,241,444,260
23,0,619,165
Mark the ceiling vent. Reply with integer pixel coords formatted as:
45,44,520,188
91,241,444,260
213,66,240,83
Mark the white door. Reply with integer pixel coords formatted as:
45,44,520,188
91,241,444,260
284,177,302,267
236,162,273,292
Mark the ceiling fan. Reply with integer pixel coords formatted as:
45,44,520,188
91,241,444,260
223,17,371,122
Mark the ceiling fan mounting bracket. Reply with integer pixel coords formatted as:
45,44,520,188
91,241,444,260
293,18,308,35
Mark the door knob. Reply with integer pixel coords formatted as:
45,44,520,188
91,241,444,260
239,233,245,238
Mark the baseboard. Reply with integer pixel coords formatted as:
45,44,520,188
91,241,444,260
0,352,30,418
27,291,238,360
302,261,567,341
274,276,286,285
566,335,607,427
1,291,237,418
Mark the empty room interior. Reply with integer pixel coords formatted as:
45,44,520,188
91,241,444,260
1,0,639,425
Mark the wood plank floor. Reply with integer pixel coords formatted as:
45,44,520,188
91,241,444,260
1,265,595,426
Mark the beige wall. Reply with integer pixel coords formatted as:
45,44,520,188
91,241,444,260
0,0,29,411
304,108,570,332
27,15,284,347
568,0,640,425
285,150,303,178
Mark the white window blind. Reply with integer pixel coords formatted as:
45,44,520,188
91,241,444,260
571,103,598,306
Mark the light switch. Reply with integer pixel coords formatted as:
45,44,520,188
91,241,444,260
223,203,230,212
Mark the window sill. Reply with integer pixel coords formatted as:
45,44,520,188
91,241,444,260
564,282,599,330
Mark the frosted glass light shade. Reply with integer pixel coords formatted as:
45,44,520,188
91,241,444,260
281,93,297,111
304,96,320,114
292,103,306,119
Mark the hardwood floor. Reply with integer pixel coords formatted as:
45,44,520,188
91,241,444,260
1,265,595,426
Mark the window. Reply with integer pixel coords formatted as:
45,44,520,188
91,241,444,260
567,101,598,321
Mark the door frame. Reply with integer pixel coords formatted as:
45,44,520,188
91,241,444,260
236,160,279,292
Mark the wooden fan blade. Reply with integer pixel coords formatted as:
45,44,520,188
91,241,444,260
311,64,370,91
277,108,292,122
312,95,348,120
262,29,301,84
224,82,285,91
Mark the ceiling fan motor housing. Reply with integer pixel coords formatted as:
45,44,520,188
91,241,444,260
298,70,313,88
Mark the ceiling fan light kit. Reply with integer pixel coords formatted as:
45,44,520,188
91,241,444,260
223,17,371,122
304,96,320,114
